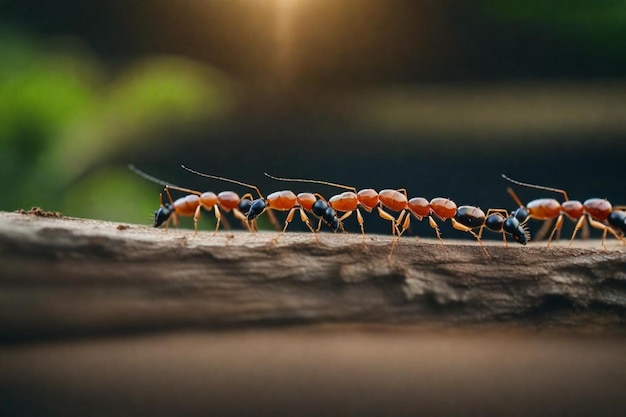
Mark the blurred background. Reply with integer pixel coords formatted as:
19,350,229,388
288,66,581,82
2,0,626,237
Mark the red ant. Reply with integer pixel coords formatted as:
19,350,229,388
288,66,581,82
502,174,625,249
263,173,410,242
129,164,254,235
182,166,340,241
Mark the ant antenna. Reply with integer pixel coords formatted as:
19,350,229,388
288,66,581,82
129,164,173,187
501,174,569,201
264,172,356,193
129,164,200,195
181,165,265,199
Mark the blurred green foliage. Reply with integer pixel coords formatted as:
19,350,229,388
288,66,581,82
0,27,234,224
485,0,626,51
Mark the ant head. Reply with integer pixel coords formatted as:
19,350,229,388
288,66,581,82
154,203,174,228
512,229,529,245
504,216,528,245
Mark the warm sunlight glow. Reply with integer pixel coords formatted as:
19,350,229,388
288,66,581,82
273,0,301,83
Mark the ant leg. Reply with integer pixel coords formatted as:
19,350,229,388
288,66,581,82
271,208,294,244
232,208,246,221
396,210,407,233
192,205,202,236
158,193,170,233
568,215,586,248
170,213,179,230
581,218,590,240
506,187,525,208
298,208,319,241
612,207,626,245
315,217,323,232
213,205,222,236
265,206,281,232
398,211,411,236
585,216,624,249
232,208,253,233
338,211,354,233
164,187,175,205
534,218,554,241
377,206,402,236
451,218,490,259
356,208,366,242
428,216,447,251
249,219,258,233
547,214,564,247
388,211,412,262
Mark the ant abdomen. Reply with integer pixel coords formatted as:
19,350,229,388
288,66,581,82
430,198,457,220
238,199,254,216
583,198,612,221
407,197,430,219
217,191,241,211
608,210,626,234
357,189,380,210
454,206,486,228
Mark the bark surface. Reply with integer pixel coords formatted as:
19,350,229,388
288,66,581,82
1,210,626,417
1,210,625,340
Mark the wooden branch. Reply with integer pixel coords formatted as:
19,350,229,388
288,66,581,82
1,210,625,341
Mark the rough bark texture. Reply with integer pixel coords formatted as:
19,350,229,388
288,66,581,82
1,210,626,417
1,210,625,340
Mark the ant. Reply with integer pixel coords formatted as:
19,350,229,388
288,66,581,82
263,173,411,242
129,164,251,235
400,201,528,258
502,174,625,249
395,195,529,252
182,166,341,241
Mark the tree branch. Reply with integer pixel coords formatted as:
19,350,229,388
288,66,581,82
1,210,625,342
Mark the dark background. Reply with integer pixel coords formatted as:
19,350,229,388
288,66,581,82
2,0,625,236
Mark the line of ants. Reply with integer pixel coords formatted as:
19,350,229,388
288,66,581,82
129,165,626,259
